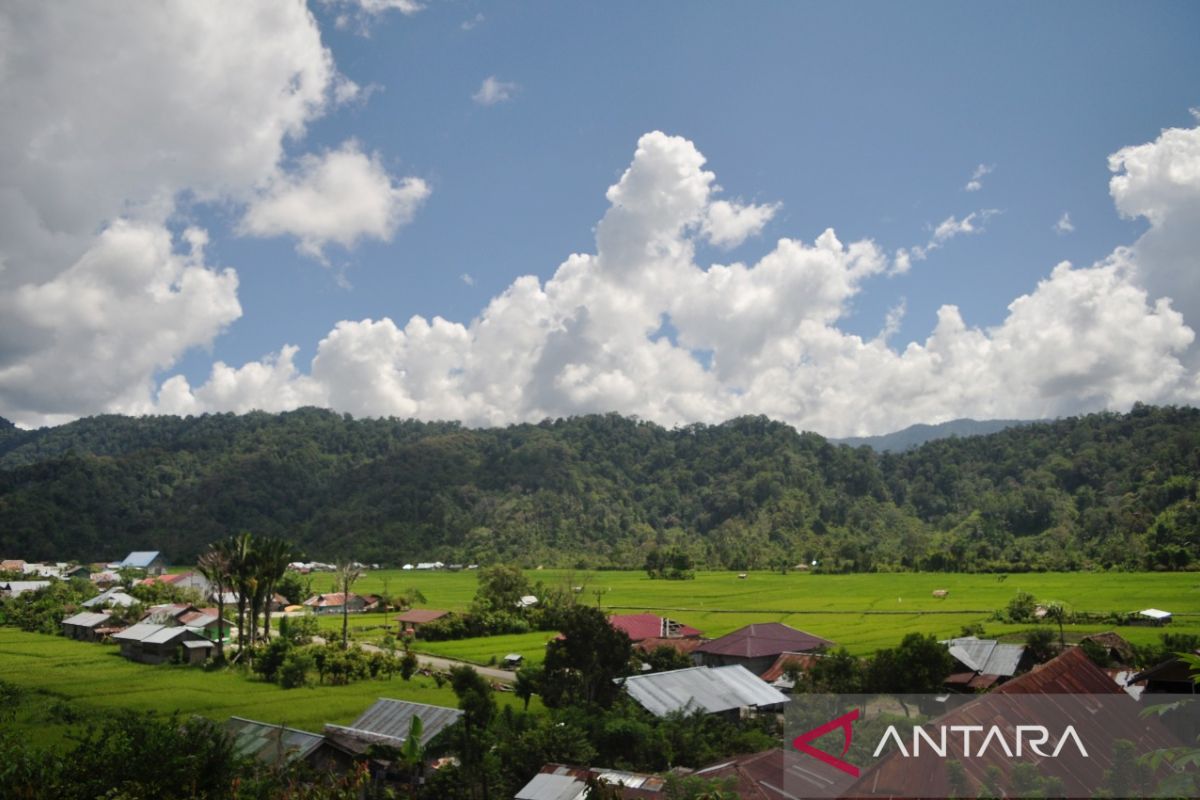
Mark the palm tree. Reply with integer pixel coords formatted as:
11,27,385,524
1044,601,1068,649
336,560,363,649
196,548,231,661
258,537,295,643
398,714,424,799
220,533,255,655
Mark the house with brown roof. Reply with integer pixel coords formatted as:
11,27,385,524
693,622,834,674
302,592,366,615
691,748,857,799
759,651,826,691
395,608,451,635
61,611,114,642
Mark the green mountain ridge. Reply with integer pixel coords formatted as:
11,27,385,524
833,418,1041,452
0,405,1196,572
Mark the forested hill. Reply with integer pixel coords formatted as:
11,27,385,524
0,405,1197,572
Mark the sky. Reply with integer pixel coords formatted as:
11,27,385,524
1,1,1199,436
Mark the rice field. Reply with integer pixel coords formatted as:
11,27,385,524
3,568,1195,744
343,568,1200,662
0,628,529,746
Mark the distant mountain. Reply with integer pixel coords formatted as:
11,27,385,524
834,418,1039,452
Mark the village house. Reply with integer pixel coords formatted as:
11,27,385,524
395,608,452,636
0,559,27,573
1135,607,1173,625
82,586,138,608
138,571,212,596
112,622,215,665
514,764,665,799
61,611,114,642
608,613,702,643
0,580,51,598
759,651,827,692
302,592,366,615
692,622,834,674
689,748,858,799
620,665,789,719
940,636,1028,692
118,550,168,576
321,698,465,782
846,648,1182,798
225,717,327,768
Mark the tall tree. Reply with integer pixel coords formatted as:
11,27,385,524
219,533,255,654
336,560,363,649
257,537,294,642
541,605,632,708
196,548,231,661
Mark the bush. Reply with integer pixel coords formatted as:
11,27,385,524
279,651,313,689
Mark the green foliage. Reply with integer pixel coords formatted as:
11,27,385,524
1004,591,1038,623
473,564,532,613
541,605,633,708
3,406,1200,572
1024,627,1056,665
640,644,695,673
0,579,97,634
645,548,695,580
865,633,954,695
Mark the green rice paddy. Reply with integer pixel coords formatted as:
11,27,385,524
3,569,1196,744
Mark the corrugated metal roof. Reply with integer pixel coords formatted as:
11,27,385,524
112,622,167,641
225,717,324,766
694,623,834,659
120,551,162,568
622,665,789,718
341,699,464,746
82,588,137,608
395,608,451,624
1139,608,1172,619
514,773,586,800
141,626,195,645
62,611,112,627
942,637,1024,677
1,580,51,597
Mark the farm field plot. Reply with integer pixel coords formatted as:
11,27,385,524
350,569,1199,660
0,628,528,744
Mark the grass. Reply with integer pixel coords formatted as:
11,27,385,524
0,628,530,745
331,568,1200,661
7,569,1195,743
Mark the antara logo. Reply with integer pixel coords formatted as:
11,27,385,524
872,724,1089,759
792,710,1090,776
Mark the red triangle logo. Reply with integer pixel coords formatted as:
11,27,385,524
792,708,861,777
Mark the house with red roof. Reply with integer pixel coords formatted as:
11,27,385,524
608,613,702,642
693,622,834,674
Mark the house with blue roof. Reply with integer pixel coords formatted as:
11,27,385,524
119,551,168,575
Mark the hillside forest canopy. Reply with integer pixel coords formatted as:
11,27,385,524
0,404,1197,573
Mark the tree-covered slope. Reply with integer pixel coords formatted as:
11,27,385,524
0,405,1196,572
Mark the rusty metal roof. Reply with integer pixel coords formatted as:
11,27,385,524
847,647,1182,798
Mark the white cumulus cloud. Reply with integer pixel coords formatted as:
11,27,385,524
1054,212,1075,234
701,199,780,248
241,141,430,260
158,127,1200,436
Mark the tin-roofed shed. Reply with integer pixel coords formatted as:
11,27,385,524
324,698,464,750
225,717,325,767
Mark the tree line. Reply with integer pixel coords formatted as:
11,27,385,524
1,404,1198,572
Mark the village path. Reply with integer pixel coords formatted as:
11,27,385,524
310,636,516,683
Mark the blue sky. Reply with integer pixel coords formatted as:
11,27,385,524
2,2,1199,434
